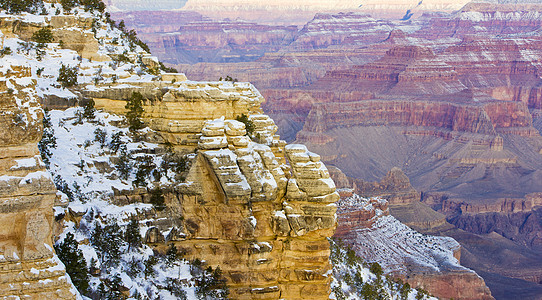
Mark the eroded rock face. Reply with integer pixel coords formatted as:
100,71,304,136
111,4,542,297
89,82,338,299
0,54,76,299
334,195,494,300
349,167,420,205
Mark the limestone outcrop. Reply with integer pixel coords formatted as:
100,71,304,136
87,81,338,299
0,5,340,297
0,49,76,299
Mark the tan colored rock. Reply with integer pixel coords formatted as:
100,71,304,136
122,102,337,298
161,73,188,82
0,62,76,299
25,14,340,295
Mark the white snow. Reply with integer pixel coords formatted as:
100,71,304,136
249,216,257,227
10,156,43,170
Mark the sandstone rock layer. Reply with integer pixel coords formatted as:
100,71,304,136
89,82,338,299
0,51,76,299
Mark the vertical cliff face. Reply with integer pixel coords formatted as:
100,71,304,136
0,50,76,299
88,81,338,299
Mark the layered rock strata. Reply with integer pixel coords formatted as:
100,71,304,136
89,80,268,151
349,167,420,205
0,7,339,297
88,82,338,299
335,195,494,300
0,50,76,299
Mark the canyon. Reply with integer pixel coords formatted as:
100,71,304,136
0,1,345,298
113,1,542,298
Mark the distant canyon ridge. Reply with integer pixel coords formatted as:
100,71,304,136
112,1,542,299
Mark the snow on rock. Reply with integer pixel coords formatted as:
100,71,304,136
330,239,436,300
336,195,464,275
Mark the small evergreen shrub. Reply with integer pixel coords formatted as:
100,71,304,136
235,114,255,137
115,146,132,180
159,62,177,73
0,47,12,57
57,64,78,88
81,0,105,12
165,243,178,266
220,75,238,82
133,155,155,187
54,175,74,201
370,262,384,278
143,255,158,279
60,0,77,12
94,128,107,148
97,274,124,299
149,188,166,211
195,266,229,299
60,0,105,12
124,215,142,250
91,222,123,268
165,278,188,299
82,99,96,120
115,51,131,64
38,110,56,167
109,132,124,153
0,0,44,14
32,26,53,44
125,92,145,132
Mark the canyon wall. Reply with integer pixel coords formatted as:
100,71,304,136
0,7,341,298
110,3,542,298
88,81,339,299
0,46,76,299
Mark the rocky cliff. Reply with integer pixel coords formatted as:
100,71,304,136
334,194,494,300
0,36,76,298
84,81,339,299
115,2,542,298
349,167,421,205
139,19,297,64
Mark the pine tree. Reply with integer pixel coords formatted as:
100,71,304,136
149,188,166,211
127,257,141,277
235,114,255,137
102,223,123,267
133,155,156,187
57,64,78,88
32,26,53,45
115,145,132,180
82,98,96,120
195,266,229,299
38,109,56,167
125,92,145,132
54,232,90,295
124,215,142,250
94,128,107,148
91,222,124,269
144,255,158,279
166,243,178,266
109,132,124,153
